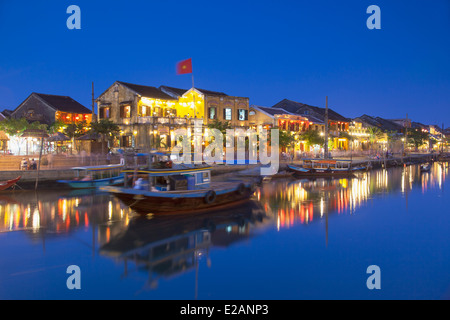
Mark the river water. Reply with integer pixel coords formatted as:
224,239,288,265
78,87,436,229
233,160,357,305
0,163,449,300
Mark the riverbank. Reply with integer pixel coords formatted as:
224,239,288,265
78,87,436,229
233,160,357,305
1,152,446,190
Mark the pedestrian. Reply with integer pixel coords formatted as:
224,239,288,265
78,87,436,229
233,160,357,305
20,158,28,170
47,153,54,168
30,159,37,170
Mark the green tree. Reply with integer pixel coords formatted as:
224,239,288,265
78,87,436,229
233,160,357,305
0,118,30,136
207,119,232,135
300,129,325,149
90,119,120,154
367,127,384,153
277,128,296,152
48,119,67,134
407,129,429,151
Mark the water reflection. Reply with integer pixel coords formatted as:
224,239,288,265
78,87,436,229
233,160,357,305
100,201,266,294
257,162,449,230
0,190,133,246
0,162,448,298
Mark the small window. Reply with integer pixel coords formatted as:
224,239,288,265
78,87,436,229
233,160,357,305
121,105,131,118
238,109,248,121
122,135,132,147
224,108,232,121
100,107,111,119
209,106,217,120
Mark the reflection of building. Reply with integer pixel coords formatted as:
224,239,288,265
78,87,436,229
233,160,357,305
10,93,92,125
0,190,132,240
257,163,448,231
96,81,250,152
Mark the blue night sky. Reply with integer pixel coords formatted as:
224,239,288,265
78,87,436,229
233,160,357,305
0,0,449,126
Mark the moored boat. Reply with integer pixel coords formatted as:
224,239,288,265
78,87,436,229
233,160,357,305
100,165,256,215
288,159,366,178
57,164,124,189
0,176,21,191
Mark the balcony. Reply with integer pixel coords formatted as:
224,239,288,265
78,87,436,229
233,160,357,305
136,116,189,126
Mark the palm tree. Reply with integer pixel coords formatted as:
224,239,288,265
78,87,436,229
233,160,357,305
367,127,384,155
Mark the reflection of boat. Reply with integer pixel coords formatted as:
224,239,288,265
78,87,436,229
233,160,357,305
420,163,431,172
288,159,366,178
101,165,256,215
100,201,266,286
267,171,294,180
0,176,21,191
57,164,124,189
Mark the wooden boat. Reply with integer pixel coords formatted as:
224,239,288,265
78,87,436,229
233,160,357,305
288,159,366,178
100,165,256,215
0,176,21,191
57,164,124,189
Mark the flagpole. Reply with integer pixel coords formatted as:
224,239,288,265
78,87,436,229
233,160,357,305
191,69,196,118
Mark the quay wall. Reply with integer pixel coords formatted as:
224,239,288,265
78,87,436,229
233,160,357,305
0,153,443,190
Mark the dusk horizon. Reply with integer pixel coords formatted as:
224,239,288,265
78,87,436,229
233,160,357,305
1,0,449,126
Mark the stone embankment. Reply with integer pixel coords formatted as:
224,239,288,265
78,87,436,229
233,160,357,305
0,153,445,190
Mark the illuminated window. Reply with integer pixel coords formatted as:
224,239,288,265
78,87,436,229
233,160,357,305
209,106,217,120
238,109,248,121
120,105,131,118
140,105,150,117
122,135,132,147
224,108,232,121
100,107,111,119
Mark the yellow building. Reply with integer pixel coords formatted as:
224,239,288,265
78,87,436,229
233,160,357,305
96,81,249,151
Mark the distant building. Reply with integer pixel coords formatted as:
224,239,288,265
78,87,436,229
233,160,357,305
249,105,316,152
10,93,92,125
353,114,404,133
389,118,412,129
0,109,13,120
272,99,350,150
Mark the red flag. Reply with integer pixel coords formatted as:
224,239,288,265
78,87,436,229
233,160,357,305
176,58,192,75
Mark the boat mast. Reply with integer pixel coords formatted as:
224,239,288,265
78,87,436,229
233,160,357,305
324,96,329,159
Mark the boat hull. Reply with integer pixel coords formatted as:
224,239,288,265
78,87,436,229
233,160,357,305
101,183,255,215
57,176,124,189
287,165,364,178
0,176,21,191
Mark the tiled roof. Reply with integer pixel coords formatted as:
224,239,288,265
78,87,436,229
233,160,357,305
160,85,228,97
272,99,349,122
34,93,91,114
117,82,177,100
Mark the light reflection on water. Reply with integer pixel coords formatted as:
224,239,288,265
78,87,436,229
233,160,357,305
257,162,448,230
0,162,448,299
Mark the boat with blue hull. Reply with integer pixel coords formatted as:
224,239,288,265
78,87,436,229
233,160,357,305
100,165,256,215
57,164,125,189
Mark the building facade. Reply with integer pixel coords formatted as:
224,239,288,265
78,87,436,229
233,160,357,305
96,81,250,152
272,99,350,150
10,93,92,125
